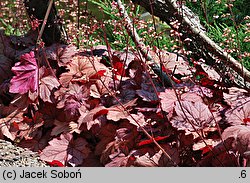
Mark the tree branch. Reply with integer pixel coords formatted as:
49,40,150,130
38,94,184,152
132,0,250,88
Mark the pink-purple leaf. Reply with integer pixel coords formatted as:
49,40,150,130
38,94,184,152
9,51,38,94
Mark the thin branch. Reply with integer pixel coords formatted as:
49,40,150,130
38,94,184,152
115,0,174,87
36,0,54,45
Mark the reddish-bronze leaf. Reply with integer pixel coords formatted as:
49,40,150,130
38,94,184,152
40,133,90,167
171,101,220,132
59,55,108,87
39,74,60,103
106,99,137,121
78,106,107,131
222,125,250,156
0,106,24,140
226,101,250,125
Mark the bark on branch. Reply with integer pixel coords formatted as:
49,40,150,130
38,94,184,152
132,0,250,87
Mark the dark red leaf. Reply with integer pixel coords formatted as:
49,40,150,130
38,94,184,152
47,160,65,167
93,109,109,120
113,61,125,76
0,55,13,84
138,136,169,146
200,145,213,155
243,118,250,125
89,70,106,80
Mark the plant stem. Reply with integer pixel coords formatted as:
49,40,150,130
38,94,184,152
36,0,54,45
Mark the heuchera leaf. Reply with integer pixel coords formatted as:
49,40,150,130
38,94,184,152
0,107,24,140
200,63,221,81
40,133,90,167
159,89,178,114
45,44,77,67
51,120,71,136
59,55,108,87
39,74,60,103
90,79,109,98
160,89,202,119
150,50,193,76
127,112,148,128
133,144,179,167
57,44,77,67
16,112,44,140
106,99,137,121
55,83,89,121
9,51,38,94
192,139,220,152
105,153,130,167
78,106,108,131
223,87,249,107
226,101,250,125
171,101,220,132
222,125,250,157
